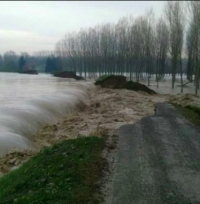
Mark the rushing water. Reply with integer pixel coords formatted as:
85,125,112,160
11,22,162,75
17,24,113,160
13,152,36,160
0,72,198,156
0,73,93,156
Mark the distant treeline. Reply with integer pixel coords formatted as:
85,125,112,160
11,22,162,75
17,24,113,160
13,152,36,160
0,50,188,76
0,51,62,73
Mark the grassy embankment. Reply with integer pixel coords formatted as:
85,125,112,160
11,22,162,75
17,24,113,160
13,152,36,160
174,104,200,130
0,136,106,204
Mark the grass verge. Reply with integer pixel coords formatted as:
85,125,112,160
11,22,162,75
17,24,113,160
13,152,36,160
185,105,200,115
173,104,200,130
0,136,106,204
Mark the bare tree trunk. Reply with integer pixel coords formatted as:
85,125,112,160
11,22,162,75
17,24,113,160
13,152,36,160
195,55,199,95
180,56,183,93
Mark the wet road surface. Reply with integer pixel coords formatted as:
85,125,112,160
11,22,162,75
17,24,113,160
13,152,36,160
111,103,200,204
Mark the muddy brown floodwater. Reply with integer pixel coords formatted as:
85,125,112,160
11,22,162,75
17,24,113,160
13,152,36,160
1,81,200,180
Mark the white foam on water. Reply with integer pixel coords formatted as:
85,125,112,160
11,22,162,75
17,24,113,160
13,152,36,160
0,73,94,156
0,133,35,154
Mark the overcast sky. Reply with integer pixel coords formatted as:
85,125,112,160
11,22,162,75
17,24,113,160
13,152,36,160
0,1,166,55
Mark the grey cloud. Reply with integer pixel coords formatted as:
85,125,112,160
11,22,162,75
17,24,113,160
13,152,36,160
0,1,165,54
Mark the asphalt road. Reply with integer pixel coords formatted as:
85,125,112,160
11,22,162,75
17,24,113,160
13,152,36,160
111,103,200,204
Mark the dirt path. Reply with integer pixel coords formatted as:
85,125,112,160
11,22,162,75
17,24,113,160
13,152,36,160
108,103,200,204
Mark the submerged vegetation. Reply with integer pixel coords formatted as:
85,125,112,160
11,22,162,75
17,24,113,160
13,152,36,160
0,136,106,204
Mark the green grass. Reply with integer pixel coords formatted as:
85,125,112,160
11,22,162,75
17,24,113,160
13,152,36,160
173,104,200,130
185,105,200,115
0,136,106,204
